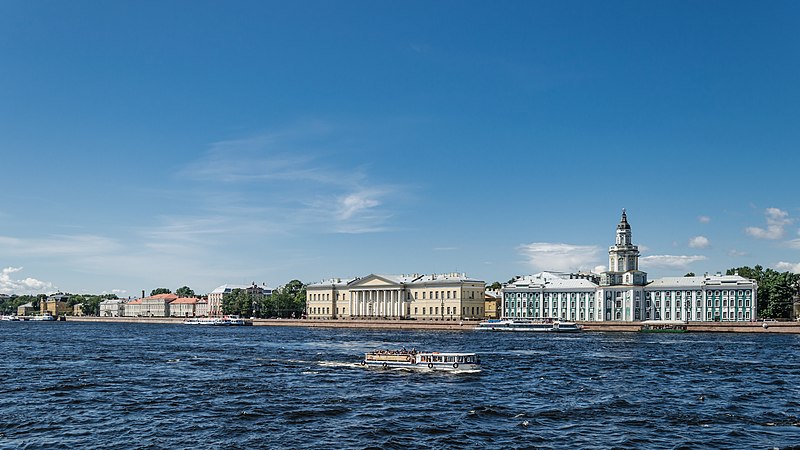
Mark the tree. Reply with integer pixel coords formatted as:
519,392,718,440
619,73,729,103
222,288,265,317
150,288,171,296
265,280,306,318
176,286,195,298
684,272,696,277
488,281,502,290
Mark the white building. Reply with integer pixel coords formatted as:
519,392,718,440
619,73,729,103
306,273,486,320
99,299,126,317
502,211,758,322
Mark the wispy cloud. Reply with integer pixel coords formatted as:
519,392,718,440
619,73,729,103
728,249,748,257
698,216,711,224
775,262,800,274
0,234,122,257
176,125,409,235
746,207,791,240
688,236,710,248
640,255,707,269
518,242,601,272
0,267,55,295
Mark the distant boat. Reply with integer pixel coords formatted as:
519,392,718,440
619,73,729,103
32,314,55,321
183,316,252,326
361,349,480,371
1,315,20,321
639,320,688,333
475,318,583,333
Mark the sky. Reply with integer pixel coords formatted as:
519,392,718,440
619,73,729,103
1,1,799,297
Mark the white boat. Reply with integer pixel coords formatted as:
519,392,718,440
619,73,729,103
1,315,20,321
32,314,55,321
361,350,480,371
475,318,583,332
183,316,252,326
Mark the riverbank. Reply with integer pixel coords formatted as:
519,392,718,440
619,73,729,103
64,316,800,333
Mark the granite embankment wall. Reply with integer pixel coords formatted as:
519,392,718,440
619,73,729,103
66,316,800,333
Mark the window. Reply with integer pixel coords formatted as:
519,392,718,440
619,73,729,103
423,308,426,315
414,307,418,314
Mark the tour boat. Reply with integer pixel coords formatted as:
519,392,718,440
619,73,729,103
183,316,252,326
361,350,480,371
475,318,583,332
639,320,688,333
1,315,20,321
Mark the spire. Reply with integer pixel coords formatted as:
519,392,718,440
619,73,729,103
617,208,630,230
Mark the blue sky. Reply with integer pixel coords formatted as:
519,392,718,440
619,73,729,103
1,1,799,296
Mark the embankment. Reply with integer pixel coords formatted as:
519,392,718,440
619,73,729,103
65,316,800,333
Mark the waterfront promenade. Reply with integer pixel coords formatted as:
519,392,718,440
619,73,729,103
65,316,800,333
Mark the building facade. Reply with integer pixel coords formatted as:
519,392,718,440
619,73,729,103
99,299,126,317
502,211,758,322
306,273,486,320
41,293,71,317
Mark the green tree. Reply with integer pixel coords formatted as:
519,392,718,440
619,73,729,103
684,272,695,277
266,280,306,318
176,286,195,298
488,281,502,290
222,289,256,317
150,288,171,296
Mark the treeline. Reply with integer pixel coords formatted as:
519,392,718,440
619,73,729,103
727,266,800,319
222,280,306,319
0,293,119,316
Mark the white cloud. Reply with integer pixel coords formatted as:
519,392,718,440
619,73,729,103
593,265,607,274
640,255,707,269
775,262,800,273
518,243,601,272
746,207,791,240
728,249,748,257
786,239,800,250
688,236,710,248
336,192,381,221
0,267,55,295
698,216,711,224
0,234,121,257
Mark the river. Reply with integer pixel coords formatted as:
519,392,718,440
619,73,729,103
1,322,799,449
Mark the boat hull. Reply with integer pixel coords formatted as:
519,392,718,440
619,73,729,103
362,360,480,371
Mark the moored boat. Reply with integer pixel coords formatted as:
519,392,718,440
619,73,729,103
639,320,688,333
362,349,480,371
475,318,583,332
1,315,20,321
32,314,55,321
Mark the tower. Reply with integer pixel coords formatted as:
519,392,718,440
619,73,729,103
601,209,647,286
609,209,639,272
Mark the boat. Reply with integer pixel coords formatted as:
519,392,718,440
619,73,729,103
639,320,688,333
475,318,583,332
1,315,20,321
361,350,480,371
183,316,252,326
32,314,55,321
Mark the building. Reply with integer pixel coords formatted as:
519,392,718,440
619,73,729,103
306,273,486,320
484,290,501,319
208,283,271,317
123,293,177,317
41,293,71,317
17,302,35,316
502,210,758,322
73,304,84,316
169,297,200,317
99,298,126,317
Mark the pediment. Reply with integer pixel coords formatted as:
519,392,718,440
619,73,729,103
349,274,402,289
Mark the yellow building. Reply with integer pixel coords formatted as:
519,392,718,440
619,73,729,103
40,293,71,317
306,273,485,321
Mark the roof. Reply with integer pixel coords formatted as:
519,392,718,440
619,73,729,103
170,297,198,304
210,284,270,294
145,293,179,301
646,275,756,289
507,272,599,290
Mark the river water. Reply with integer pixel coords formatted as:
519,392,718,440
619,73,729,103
1,322,800,449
